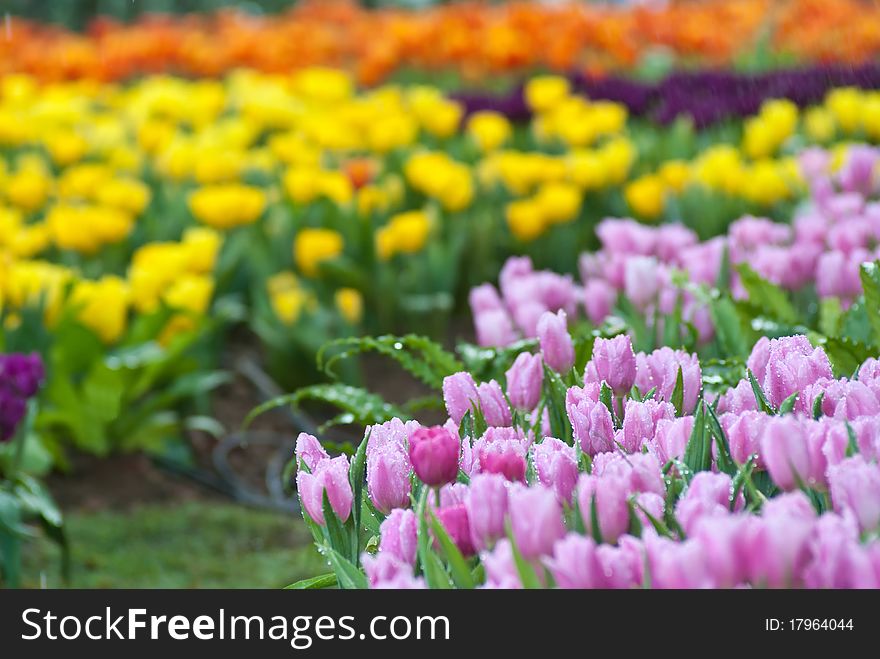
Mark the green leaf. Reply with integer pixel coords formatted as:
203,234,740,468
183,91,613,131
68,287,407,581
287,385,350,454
599,381,618,428
859,261,880,348
735,263,797,324
348,431,370,565
710,296,749,358
416,489,451,590
746,369,774,414
245,384,408,428
845,423,859,458
506,527,542,589
683,401,712,473
777,392,798,416
322,490,350,558
429,513,475,589
543,364,573,443
589,493,604,544
324,547,368,590
704,402,736,476
812,392,825,420
285,573,338,589
670,366,684,416
319,335,463,390
823,337,874,379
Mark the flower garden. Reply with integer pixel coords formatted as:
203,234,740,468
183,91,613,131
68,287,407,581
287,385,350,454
2,0,880,590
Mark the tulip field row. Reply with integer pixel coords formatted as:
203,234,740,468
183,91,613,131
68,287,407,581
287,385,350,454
2,1,880,589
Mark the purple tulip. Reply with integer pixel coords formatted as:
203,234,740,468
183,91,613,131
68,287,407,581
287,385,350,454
585,335,637,395
544,533,605,589
477,439,526,483
367,418,419,458
746,336,771,385
716,380,759,415
474,309,519,347
644,532,715,589
296,455,353,525
481,539,524,589
366,444,412,514
624,256,661,310
469,283,504,315
379,508,418,565
802,514,878,588
466,473,509,551
720,411,766,467
674,472,741,536
583,279,616,325
649,415,695,464
577,473,630,544
362,553,426,589
531,437,579,504
294,433,329,472
537,310,575,374
821,379,880,421
408,425,460,487
760,416,828,491
508,484,566,559
434,504,475,557
477,380,512,427
635,347,702,414
0,352,44,441
691,515,750,588
566,384,615,456
621,398,675,453
442,372,479,425
761,335,833,409
838,144,879,196
505,352,543,411
742,511,814,588
850,416,880,460
828,456,880,534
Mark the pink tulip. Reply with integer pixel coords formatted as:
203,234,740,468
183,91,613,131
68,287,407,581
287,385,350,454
537,310,575,373
442,372,479,425
408,425,460,487
585,335,637,394
466,473,509,551
509,484,566,559
296,455,353,525
531,437,579,504
505,352,543,411
295,433,329,472
379,508,418,565
828,456,880,534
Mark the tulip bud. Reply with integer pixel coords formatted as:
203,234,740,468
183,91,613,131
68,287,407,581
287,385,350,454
477,440,526,483
508,484,566,559
295,433,330,472
296,455,353,525
720,411,766,467
531,437,578,504
566,384,615,456
481,539,524,589
379,508,418,565
585,335,637,395
635,347,702,414
760,416,827,491
505,352,543,411
621,398,675,453
761,335,833,409
537,310,575,373
577,473,630,544
442,372,479,425
366,444,412,514
477,379,512,427
408,425,460,487
466,473,509,551
434,504,476,556
828,456,880,534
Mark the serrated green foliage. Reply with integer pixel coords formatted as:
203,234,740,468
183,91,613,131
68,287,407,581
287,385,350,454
319,334,463,389
245,384,408,428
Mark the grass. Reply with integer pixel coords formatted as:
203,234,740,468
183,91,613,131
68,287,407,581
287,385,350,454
22,501,326,588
